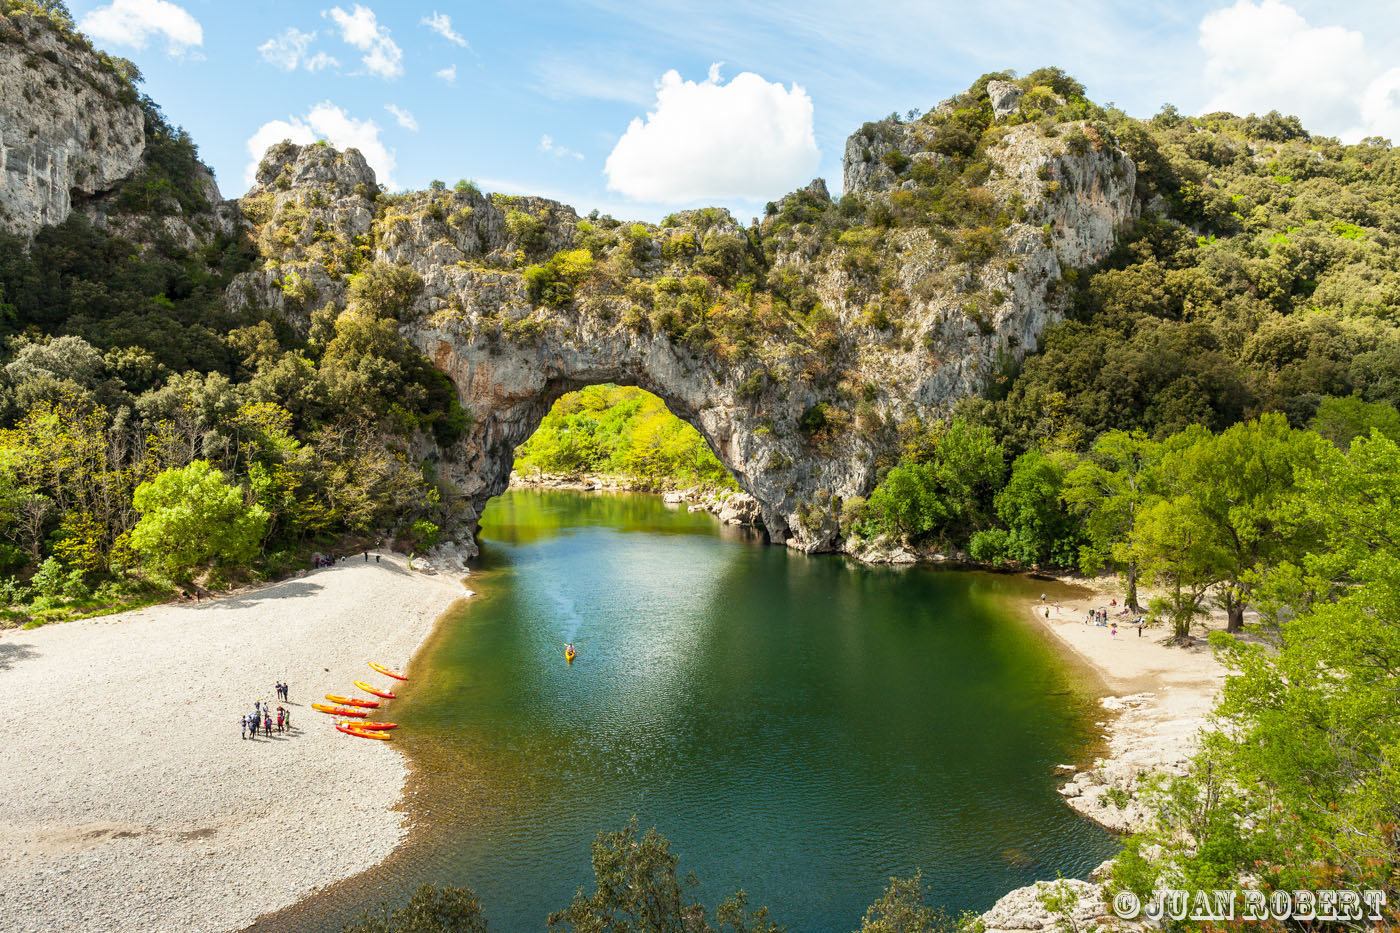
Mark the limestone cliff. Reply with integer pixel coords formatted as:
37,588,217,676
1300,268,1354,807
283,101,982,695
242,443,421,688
0,14,1140,559
229,95,1136,556
0,10,145,238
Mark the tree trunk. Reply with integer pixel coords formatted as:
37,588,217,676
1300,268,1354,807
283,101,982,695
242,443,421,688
1226,602,1245,634
1125,562,1141,611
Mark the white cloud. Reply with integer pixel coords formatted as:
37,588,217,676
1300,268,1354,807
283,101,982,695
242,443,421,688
1198,0,1399,143
421,11,468,48
79,0,202,54
386,104,418,131
326,5,402,80
305,51,339,72
540,134,584,160
258,27,314,71
435,64,457,85
604,63,819,203
244,101,397,190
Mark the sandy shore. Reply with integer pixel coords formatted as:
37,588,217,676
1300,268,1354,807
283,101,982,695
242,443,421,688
980,577,1231,933
1024,578,1228,832
0,554,469,933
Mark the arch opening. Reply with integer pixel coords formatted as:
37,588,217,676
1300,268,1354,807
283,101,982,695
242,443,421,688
489,383,765,535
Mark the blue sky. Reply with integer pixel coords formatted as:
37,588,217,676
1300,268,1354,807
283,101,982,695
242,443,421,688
65,0,1400,222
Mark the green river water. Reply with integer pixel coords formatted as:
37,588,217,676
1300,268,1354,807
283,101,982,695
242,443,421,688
259,489,1117,932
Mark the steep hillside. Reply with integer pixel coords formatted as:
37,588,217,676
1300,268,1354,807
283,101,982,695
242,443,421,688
3,2,1400,597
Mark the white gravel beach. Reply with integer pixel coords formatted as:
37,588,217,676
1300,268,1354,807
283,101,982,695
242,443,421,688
0,554,469,933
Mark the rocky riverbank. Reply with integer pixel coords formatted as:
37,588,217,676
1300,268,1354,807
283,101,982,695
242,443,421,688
978,577,1228,932
508,471,764,526
0,554,469,933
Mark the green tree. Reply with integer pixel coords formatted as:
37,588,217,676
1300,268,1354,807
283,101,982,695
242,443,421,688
857,872,958,933
1309,395,1400,450
970,449,1081,567
347,262,424,320
547,819,781,933
1061,430,1163,609
340,883,487,933
859,418,1004,544
1128,494,1221,641
130,460,268,581
1156,414,1326,632
1118,432,1400,901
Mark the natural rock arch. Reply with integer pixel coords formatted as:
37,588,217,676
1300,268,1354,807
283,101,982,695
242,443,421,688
229,112,1138,558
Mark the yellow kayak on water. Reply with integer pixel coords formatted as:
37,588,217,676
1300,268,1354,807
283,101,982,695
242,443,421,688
565,646,576,664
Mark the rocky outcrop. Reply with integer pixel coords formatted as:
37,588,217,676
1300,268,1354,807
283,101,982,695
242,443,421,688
987,80,1024,119
979,863,1125,933
0,12,145,238
229,114,1136,557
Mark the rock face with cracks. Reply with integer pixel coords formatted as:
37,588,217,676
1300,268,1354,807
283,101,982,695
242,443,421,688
1,23,1140,558
226,115,1136,557
0,11,145,238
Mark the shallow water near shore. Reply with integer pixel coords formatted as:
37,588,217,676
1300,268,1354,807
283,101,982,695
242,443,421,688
256,489,1116,932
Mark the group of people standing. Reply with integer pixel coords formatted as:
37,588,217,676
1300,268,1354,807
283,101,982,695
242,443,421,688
241,686,292,740
312,551,382,569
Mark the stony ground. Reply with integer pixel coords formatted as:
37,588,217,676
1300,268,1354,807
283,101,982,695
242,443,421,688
0,555,468,933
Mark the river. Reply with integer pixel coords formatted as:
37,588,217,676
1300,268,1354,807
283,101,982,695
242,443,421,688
260,489,1117,931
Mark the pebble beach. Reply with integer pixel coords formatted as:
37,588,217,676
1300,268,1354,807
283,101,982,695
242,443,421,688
0,554,468,933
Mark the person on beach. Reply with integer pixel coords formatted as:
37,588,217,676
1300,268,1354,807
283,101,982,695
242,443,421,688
276,708,284,733
245,714,256,740
284,706,291,730
1111,623,1118,637
263,712,272,737
364,551,369,562
241,715,247,740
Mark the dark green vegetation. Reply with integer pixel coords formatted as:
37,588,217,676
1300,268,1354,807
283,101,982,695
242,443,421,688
1106,431,1400,922
0,15,467,623
513,385,736,491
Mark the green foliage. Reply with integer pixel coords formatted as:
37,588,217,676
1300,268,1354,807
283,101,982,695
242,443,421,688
1310,394,1400,449
546,818,783,933
857,871,960,933
515,385,735,492
341,883,487,933
856,418,1005,545
524,249,595,308
1061,430,1162,605
1143,414,1326,632
1120,432,1400,900
348,263,424,320
970,449,1082,567
129,460,268,582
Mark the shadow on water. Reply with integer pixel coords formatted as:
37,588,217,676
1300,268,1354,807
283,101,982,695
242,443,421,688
249,490,1117,933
